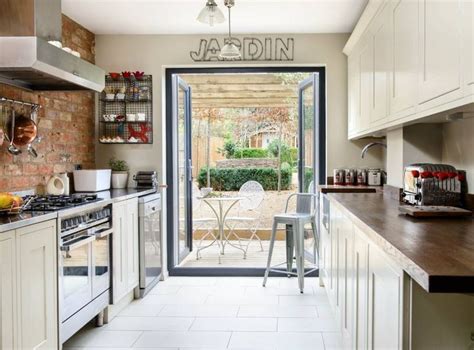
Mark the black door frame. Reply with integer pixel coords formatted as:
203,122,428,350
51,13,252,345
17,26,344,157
165,66,326,276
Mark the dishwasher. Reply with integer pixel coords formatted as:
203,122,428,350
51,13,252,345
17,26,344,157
136,193,162,297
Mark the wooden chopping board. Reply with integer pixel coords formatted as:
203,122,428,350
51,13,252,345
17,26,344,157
399,205,473,217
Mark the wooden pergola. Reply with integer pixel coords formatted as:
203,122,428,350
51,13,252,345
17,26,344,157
182,73,300,108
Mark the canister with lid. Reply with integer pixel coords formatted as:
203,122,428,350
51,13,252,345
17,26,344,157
333,168,345,185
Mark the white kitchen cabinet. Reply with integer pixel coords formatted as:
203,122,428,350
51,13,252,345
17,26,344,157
327,205,340,317
367,243,403,350
126,197,139,291
390,0,418,119
112,197,139,304
418,0,463,108
338,215,354,347
16,220,58,350
347,54,361,137
352,226,369,350
371,2,391,126
345,0,473,139
0,230,16,349
359,38,373,134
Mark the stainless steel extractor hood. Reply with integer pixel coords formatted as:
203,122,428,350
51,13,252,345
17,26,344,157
0,0,105,92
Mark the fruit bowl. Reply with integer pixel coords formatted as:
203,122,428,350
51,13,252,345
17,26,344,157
0,193,28,215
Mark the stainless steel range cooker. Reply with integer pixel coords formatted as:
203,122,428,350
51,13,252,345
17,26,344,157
25,194,113,344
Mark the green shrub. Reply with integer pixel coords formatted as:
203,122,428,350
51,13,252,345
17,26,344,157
197,167,292,191
267,140,298,166
231,148,268,159
218,140,237,159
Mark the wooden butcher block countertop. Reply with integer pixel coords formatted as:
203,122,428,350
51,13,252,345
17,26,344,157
327,192,474,293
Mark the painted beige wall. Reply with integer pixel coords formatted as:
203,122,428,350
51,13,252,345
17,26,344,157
386,119,474,194
95,34,386,274
94,33,385,179
442,118,474,191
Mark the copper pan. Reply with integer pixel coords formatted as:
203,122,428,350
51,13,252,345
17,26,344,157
6,113,38,147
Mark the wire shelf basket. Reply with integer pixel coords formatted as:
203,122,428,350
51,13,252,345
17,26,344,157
98,75,153,144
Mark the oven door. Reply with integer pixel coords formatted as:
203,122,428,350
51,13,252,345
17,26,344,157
60,232,95,321
92,225,112,298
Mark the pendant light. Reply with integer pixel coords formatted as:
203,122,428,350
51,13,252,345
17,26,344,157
197,0,225,27
219,0,241,60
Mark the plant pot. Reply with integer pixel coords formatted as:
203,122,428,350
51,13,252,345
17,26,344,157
111,171,129,189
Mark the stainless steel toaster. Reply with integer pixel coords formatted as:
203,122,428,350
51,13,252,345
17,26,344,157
402,163,466,206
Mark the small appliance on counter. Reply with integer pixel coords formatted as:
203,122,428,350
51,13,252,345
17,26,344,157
134,171,158,189
402,163,466,206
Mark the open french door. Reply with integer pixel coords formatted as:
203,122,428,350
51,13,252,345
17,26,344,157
297,73,323,264
172,75,193,265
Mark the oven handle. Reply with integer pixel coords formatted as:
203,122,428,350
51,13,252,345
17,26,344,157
94,228,113,238
60,235,96,252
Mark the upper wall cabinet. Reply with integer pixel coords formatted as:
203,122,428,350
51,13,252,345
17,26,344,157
372,2,392,126
345,0,474,140
391,0,418,118
418,0,463,108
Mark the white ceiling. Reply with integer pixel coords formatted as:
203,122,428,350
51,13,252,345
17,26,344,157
62,0,368,35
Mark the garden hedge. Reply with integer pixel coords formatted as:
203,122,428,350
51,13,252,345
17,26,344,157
231,148,268,159
197,167,292,191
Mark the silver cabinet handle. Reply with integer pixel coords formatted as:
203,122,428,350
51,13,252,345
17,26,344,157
61,235,95,252
95,228,113,238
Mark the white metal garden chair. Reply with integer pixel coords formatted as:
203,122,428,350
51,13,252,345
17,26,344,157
192,183,219,260
224,180,265,254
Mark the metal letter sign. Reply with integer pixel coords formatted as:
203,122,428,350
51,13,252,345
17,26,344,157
190,37,295,62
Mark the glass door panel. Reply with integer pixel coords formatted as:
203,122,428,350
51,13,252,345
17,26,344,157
173,75,193,265
298,73,320,264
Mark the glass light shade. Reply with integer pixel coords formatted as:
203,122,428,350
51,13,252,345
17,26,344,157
219,41,241,59
197,1,225,26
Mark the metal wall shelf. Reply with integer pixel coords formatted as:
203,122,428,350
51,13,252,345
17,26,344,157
98,75,153,144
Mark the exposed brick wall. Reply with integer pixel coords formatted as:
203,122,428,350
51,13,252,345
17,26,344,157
0,15,96,193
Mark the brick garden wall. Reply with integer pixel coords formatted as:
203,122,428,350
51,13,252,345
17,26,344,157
0,15,96,192
216,158,278,169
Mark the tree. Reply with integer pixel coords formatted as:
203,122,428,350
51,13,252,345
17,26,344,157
193,108,222,188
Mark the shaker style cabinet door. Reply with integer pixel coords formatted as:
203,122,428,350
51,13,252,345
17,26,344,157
367,245,403,350
371,2,392,126
0,231,17,350
390,0,418,118
16,221,58,350
126,197,139,291
113,200,128,303
352,226,370,350
339,217,354,347
359,38,374,133
418,0,463,107
347,54,361,138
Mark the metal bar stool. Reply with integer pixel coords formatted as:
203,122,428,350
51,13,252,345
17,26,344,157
262,192,318,293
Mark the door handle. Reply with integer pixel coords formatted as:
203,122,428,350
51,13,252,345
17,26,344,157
94,228,113,238
61,235,95,252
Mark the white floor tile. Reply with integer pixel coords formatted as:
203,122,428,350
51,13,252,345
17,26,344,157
322,332,345,350
148,285,182,295
163,277,218,286
160,304,239,318
278,317,339,332
133,331,231,348
206,295,279,305
237,305,318,318
245,286,313,296
106,316,194,331
140,294,208,305
228,331,324,350
64,329,142,348
177,286,247,297
190,317,277,332
119,302,164,317
316,305,336,319
214,277,272,287
277,277,318,289
279,295,329,306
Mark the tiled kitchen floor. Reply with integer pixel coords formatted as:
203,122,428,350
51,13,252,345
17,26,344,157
64,277,343,350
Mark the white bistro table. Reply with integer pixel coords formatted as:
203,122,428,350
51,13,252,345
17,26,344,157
200,196,246,264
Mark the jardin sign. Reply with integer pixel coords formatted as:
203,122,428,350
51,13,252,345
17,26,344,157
190,37,295,62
